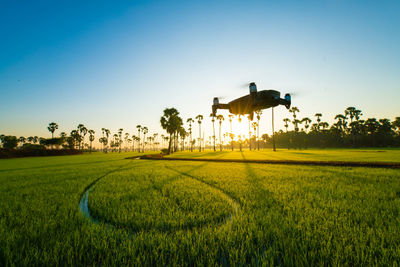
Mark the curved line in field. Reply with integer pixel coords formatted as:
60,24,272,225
78,160,240,233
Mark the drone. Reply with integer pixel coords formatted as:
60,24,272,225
212,82,291,120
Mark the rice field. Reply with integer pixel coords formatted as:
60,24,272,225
1,150,400,265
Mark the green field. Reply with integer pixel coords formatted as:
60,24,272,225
167,148,400,163
1,150,400,265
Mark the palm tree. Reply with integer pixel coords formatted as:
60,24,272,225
289,107,299,120
186,118,194,152
47,122,58,138
18,136,26,147
88,130,95,153
104,129,110,153
228,114,234,151
131,135,137,151
123,132,129,151
141,127,148,152
283,118,290,132
33,136,39,144
301,117,311,133
27,136,34,144
217,114,224,151
117,128,123,153
393,117,400,134
315,113,322,131
334,114,346,134
77,124,86,150
210,113,216,151
136,125,142,152
252,122,257,150
160,108,182,154
70,130,81,149
345,107,356,123
246,114,253,150
195,115,203,152
255,110,262,150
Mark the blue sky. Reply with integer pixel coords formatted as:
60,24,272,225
1,0,399,142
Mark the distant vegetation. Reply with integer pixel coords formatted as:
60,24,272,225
1,106,399,158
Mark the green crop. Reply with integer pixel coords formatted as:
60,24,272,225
1,151,400,266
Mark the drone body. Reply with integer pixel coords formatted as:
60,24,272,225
212,82,291,120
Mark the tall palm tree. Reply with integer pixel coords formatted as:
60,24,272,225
334,114,346,134
283,118,290,132
18,136,26,147
136,125,142,152
104,129,110,153
228,114,234,151
160,108,182,154
289,107,299,120
315,113,322,131
142,127,148,152
27,136,34,144
131,135,137,151
217,114,224,151
186,118,194,152
345,107,356,123
124,132,130,151
255,110,262,150
301,117,311,133
195,115,203,152
393,117,400,134
117,128,123,153
247,114,252,150
47,122,58,138
252,122,257,150
77,124,86,150
33,136,39,144
209,113,216,151
88,130,95,153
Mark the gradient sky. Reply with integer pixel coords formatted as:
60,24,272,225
1,0,399,144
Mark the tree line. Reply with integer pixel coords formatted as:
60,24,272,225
1,106,399,156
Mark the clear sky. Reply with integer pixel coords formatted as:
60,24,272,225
1,0,399,144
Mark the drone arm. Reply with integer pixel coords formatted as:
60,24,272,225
279,94,291,109
212,103,230,115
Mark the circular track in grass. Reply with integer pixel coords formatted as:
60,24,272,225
81,163,237,232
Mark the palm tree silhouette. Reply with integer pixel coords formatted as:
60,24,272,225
247,114,252,151
104,129,110,153
195,115,203,152
186,118,194,152
315,113,322,131
210,113,216,151
252,122,258,150
136,125,142,152
301,117,311,133
77,124,87,150
217,114,224,151
255,110,262,150
88,129,95,153
160,108,182,154
228,114,234,151
47,122,58,138
283,118,290,132
142,127,148,152
18,136,26,147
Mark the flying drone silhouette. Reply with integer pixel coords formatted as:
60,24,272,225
212,82,291,120
212,82,292,151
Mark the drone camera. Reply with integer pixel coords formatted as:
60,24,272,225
213,97,219,105
284,93,291,109
249,82,257,93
